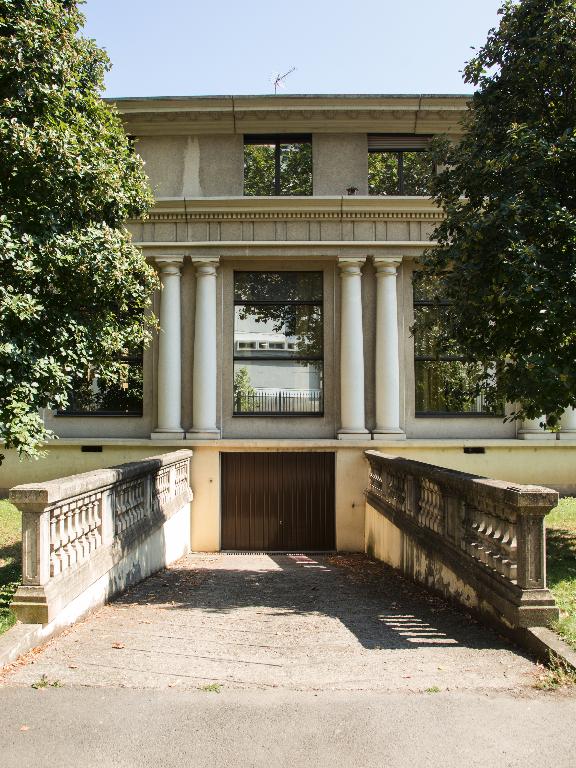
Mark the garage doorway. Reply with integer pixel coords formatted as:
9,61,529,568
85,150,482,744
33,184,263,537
221,452,335,551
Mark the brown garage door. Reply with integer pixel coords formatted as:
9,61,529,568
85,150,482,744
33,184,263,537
221,452,335,551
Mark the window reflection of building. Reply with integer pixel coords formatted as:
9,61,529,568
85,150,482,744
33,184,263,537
233,271,323,415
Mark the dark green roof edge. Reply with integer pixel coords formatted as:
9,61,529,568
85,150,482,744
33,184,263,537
106,93,473,102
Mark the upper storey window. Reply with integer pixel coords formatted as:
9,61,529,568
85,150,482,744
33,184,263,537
368,135,434,196
244,135,312,196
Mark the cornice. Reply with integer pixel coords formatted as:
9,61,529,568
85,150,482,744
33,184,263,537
111,94,470,136
134,196,445,223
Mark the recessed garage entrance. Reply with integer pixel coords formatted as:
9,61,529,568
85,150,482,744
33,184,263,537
221,452,335,551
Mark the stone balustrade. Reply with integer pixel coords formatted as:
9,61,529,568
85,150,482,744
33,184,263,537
365,450,559,629
11,450,193,625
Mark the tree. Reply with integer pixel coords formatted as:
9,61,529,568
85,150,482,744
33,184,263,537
0,0,158,456
419,0,576,426
233,367,256,412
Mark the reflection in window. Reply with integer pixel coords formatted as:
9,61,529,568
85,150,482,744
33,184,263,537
413,273,496,415
234,272,323,415
244,135,312,196
369,150,433,196
60,353,143,416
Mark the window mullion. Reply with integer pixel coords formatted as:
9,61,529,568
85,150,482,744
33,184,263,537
274,142,281,195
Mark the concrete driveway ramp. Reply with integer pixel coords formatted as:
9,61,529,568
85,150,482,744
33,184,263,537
3,553,538,692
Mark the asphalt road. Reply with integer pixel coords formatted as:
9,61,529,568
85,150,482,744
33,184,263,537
1,687,575,768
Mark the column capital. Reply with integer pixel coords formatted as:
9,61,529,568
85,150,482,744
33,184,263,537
192,256,220,276
338,256,366,275
153,255,184,274
374,256,403,274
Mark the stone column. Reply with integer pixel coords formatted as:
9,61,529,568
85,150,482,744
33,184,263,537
337,257,369,439
517,415,556,440
373,257,405,439
151,256,184,439
187,258,221,439
558,407,576,440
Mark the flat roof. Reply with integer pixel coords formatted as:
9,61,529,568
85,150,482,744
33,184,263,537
108,93,472,101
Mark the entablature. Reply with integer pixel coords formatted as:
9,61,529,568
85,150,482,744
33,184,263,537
111,94,470,136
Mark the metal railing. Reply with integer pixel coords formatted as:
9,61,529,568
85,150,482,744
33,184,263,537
234,390,323,414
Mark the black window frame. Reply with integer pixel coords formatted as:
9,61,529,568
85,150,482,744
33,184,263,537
413,275,499,418
233,270,324,417
243,134,313,197
368,135,434,197
56,351,144,417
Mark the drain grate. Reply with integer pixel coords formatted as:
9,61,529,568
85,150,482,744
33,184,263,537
221,551,335,556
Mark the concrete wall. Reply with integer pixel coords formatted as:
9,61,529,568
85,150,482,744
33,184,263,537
136,135,243,198
312,134,368,195
364,501,497,621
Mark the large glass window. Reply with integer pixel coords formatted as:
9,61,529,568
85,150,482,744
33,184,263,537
413,273,496,416
233,272,323,415
244,135,312,196
59,353,143,416
369,150,434,196
368,136,434,196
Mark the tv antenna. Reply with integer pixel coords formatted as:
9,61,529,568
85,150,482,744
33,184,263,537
273,67,296,94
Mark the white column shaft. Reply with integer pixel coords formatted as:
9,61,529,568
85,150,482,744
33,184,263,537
374,258,404,437
518,414,555,440
559,407,576,439
338,259,368,438
190,260,220,437
155,258,183,436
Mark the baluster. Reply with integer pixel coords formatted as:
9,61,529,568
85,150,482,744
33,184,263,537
63,503,76,569
93,496,102,548
50,508,60,577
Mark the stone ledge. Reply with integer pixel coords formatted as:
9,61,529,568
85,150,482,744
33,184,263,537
0,623,44,670
521,626,576,671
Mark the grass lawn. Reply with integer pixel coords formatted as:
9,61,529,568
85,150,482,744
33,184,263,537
0,499,21,636
546,498,576,650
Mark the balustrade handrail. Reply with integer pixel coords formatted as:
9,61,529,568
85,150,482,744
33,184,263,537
10,449,193,508
365,450,558,595
365,451,558,511
10,450,193,606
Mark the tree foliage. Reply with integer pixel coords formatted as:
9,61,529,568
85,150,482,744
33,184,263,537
0,0,157,455
244,141,312,196
419,0,576,426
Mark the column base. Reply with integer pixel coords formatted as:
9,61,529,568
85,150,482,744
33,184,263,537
372,429,406,441
557,431,576,440
186,429,221,441
151,430,185,440
337,429,370,441
517,431,557,441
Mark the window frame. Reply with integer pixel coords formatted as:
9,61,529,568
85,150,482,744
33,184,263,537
368,134,434,197
243,134,313,197
56,351,144,417
233,270,324,417
412,275,499,418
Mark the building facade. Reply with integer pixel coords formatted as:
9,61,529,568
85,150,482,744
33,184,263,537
2,94,575,551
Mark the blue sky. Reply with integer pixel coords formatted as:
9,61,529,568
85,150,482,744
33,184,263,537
81,0,503,97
